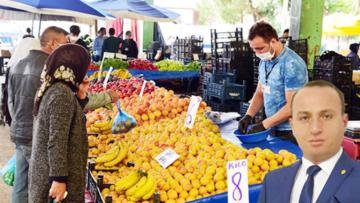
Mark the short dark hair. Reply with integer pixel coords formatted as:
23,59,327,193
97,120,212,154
70,25,80,36
109,28,115,36
248,21,279,42
26,28,31,34
125,31,132,36
291,80,345,114
350,43,359,53
99,27,106,32
40,26,68,47
283,28,289,34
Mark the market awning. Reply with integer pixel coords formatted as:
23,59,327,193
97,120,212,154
0,0,114,20
90,0,180,23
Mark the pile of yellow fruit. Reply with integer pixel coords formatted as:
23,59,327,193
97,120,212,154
93,113,297,202
88,69,132,81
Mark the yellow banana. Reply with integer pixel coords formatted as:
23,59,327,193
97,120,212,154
95,146,119,163
115,171,141,191
104,142,128,167
131,173,156,200
93,121,110,128
125,176,147,196
142,182,156,200
90,125,100,133
99,122,112,131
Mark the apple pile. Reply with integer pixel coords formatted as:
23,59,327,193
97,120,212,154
129,59,158,71
89,77,156,99
88,63,100,71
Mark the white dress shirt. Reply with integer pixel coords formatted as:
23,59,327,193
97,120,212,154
290,148,343,203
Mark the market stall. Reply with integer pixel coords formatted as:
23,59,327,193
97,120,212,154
84,72,301,203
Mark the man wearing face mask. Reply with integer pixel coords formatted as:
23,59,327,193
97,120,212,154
238,21,308,144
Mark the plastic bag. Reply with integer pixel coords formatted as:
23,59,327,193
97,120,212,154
112,101,137,134
1,154,16,186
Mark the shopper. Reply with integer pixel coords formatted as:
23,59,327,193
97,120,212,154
29,44,90,203
7,26,68,203
121,30,138,58
101,28,122,59
23,28,34,39
238,21,308,144
347,43,359,70
258,80,360,203
92,27,107,62
7,38,41,71
69,25,88,50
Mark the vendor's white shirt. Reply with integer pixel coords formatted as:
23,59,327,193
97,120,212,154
290,148,343,203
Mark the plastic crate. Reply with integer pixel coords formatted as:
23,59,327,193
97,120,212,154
206,82,246,101
86,168,105,203
207,99,240,112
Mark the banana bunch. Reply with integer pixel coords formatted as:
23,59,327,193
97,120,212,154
112,69,132,79
89,120,113,134
89,71,108,81
115,171,157,201
95,145,119,163
103,142,128,167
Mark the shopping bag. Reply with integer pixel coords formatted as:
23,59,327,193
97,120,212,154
112,101,137,134
1,154,16,186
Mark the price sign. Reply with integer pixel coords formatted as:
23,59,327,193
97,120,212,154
184,96,202,129
193,54,199,61
155,148,180,168
227,160,249,203
103,66,113,89
139,80,147,101
99,52,115,81
116,53,127,60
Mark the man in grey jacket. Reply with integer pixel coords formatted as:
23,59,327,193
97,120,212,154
7,26,69,203
7,26,119,203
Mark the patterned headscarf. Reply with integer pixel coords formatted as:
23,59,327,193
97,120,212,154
34,44,90,115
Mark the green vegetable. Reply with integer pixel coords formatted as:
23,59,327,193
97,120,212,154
103,58,129,69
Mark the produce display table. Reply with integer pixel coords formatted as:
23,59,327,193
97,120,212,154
127,69,200,80
189,120,302,203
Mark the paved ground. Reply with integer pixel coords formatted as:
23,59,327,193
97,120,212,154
0,126,15,203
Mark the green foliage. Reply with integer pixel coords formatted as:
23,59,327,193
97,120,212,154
103,58,129,69
324,0,359,15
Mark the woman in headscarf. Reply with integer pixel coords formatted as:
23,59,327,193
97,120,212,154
29,44,90,203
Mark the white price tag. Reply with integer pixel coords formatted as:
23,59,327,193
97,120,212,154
227,160,249,203
139,80,147,101
184,96,202,129
99,52,115,81
103,67,113,89
155,148,180,168
193,54,199,61
116,53,127,60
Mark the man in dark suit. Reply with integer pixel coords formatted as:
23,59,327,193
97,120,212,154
258,80,360,203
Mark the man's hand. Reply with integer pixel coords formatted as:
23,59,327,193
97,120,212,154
238,115,252,134
49,181,67,203
247,122,266,134
77,76,90,99
107,90,119,103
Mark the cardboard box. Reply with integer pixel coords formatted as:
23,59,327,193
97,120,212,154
0,50,11,58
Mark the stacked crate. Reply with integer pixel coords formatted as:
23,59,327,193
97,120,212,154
202,71,246,112
313,52,354,117
173,37,204,62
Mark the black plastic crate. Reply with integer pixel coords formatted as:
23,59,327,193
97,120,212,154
206,82,246,101
349,106,360,120
87,168,105,203
207,99,240,112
